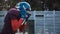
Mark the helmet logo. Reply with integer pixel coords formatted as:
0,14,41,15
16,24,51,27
23,5,26,10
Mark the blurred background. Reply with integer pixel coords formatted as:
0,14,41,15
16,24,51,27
0,0,60,11
0,0,60,34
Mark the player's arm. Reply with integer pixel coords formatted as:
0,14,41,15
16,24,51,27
8,10,23,32
11,18,24,32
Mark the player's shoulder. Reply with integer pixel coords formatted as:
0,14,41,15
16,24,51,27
8,8,19,13
8,8,20,15
8,8,18,12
